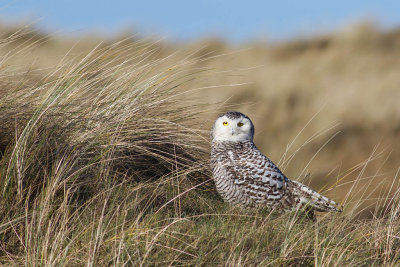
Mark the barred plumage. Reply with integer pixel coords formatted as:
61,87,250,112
210,111,341,215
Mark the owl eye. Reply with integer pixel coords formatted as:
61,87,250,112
222,122,228,126
237,122,244,127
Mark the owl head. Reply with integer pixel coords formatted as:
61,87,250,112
211,111,255,142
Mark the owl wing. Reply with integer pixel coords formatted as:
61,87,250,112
223,146,342,212
226,149,289,204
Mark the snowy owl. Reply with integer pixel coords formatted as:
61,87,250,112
210,111,341,216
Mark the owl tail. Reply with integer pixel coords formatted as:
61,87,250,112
291,180,343,212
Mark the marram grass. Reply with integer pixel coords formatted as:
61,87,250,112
0,31,400,266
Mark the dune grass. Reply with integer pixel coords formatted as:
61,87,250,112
0,27,400,266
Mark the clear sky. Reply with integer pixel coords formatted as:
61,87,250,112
1,0,399,43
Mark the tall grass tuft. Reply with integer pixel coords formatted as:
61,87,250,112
0,33,213,265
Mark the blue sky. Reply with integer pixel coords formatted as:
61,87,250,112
1,0,399,43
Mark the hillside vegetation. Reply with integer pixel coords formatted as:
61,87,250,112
0,23,399,266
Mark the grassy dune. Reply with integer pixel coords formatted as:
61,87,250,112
0,24,399,266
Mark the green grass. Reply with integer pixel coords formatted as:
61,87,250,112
1,30,400,266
